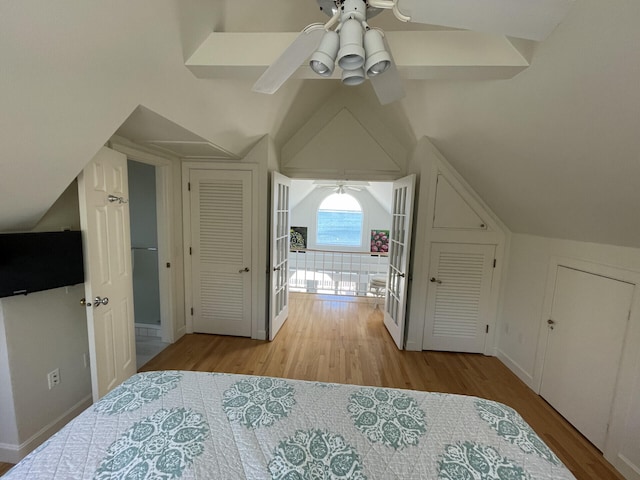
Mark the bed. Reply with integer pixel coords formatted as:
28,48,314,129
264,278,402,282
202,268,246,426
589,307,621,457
5,371,576,479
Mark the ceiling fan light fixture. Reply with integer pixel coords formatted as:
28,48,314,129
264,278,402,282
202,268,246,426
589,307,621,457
341,67,366,86
364,29,391,77
309,30,339,77
337,19,365,70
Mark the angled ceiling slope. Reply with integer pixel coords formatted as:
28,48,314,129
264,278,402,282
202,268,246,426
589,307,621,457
115,106,238,159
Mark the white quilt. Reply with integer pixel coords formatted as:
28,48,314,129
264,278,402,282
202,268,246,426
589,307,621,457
5,371,576,479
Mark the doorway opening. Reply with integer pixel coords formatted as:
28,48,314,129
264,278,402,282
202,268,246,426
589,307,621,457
127,159,170,368
288,179,393,302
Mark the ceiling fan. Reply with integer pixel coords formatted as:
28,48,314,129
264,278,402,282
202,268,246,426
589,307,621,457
252,0,574,105
314,180,369,194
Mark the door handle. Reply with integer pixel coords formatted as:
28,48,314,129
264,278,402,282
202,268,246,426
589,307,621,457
273,266,281,271
107,194,128,204
80,297,92,307
94,296,109,307
239,267,250,273
399,272,406,278
430,277,442,284
547,319,555,325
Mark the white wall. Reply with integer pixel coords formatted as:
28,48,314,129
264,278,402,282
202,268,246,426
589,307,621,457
0,183,91,462
497,232,640,478
0,307,19,450
497,233,640,383
290,186,392,252
1,287,91,455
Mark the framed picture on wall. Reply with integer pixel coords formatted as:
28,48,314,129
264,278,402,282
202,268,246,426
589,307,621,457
370,229,389,253
290,226,308,250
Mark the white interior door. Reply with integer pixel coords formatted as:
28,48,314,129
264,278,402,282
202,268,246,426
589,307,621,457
190,169,252,336
541,266,634,451
423,243,495,353
384,174,416,349
269,172,291,340
78,146,137,401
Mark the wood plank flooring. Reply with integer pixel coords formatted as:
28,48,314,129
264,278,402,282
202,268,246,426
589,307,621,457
1,293,624,479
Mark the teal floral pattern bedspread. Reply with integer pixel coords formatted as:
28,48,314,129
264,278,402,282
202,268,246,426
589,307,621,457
5,371,576,479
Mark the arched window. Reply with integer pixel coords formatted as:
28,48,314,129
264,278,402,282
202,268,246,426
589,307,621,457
316,193,363,247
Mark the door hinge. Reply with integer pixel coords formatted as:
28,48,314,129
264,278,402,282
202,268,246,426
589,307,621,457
166,262,171,268
190,307,194,316
493,259,497,268
486,325,489,333
189,247,192,255
188,182,191,191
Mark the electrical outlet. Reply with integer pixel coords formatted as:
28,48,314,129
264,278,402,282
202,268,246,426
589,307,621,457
47,368,60,389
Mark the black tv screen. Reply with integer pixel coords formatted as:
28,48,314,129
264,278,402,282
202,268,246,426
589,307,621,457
0,231,85,298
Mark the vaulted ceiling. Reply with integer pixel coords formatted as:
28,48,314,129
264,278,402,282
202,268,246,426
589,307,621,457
1,0,639,248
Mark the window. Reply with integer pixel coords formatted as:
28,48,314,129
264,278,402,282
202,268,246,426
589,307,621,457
316,193,363,247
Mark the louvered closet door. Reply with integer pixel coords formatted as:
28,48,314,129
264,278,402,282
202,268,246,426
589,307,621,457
190,169,252,336
423,243,495,353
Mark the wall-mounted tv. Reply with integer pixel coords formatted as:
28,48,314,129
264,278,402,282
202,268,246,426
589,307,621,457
0,231,85,298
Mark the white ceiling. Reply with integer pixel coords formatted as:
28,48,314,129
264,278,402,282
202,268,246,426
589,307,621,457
1,0,640,249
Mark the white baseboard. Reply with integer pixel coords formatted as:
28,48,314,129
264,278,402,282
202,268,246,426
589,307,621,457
255,330,266,341
404,340,421,352
495,349,536,390
609,453,640,480
0,394,92,464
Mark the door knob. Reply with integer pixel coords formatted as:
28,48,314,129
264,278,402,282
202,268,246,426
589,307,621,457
430,277,442,284
547,319,555,325
94,296,109,307
239,267,250,273
80,297,92,307
107,194,128,204
273,266,281,271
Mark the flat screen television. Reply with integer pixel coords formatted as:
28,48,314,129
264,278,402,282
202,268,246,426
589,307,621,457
0,230,85,298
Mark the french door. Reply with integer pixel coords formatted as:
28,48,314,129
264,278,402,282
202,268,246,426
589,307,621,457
269,172,291,340
383,174,415,349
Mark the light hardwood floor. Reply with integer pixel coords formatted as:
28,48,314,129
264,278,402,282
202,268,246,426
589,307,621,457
0,293,624,479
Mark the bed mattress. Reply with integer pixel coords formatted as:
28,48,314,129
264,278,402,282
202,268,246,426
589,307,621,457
5,370,576,479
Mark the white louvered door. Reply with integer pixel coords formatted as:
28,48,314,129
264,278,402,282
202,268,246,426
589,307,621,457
423,243,495,353
190,169,252,336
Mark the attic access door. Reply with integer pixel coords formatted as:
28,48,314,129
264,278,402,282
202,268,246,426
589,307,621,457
384,174,416,349
189,169,253,336
540,266,634,450
78,146,136,401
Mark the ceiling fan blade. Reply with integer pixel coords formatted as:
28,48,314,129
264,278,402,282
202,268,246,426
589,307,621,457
252,26,325,94
395,0,574,41
370,38,405,105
